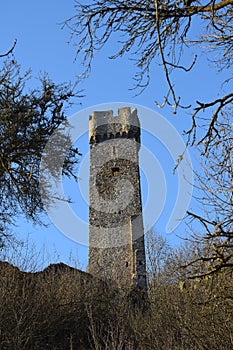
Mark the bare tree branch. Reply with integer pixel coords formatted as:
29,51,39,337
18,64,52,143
63,0,233,147
0,39,17,58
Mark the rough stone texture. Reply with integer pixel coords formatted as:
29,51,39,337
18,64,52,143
87,107,147,290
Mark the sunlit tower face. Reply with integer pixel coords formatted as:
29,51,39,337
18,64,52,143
87,107,147,290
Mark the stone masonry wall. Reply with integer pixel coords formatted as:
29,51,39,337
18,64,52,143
88,107,147,289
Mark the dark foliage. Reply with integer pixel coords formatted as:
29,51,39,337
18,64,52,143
0,60,81,243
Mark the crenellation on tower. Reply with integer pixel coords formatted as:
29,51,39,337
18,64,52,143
89,107,140,147
88,107,147,290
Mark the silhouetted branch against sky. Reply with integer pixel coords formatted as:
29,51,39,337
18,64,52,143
64,0,233,150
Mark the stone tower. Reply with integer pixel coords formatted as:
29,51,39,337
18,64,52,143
88,107,147,289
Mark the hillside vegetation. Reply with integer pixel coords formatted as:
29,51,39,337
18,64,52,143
0,250,232,350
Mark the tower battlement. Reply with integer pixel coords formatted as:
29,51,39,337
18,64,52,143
89,107,140,146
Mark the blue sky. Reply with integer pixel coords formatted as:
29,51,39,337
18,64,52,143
0,1,226,270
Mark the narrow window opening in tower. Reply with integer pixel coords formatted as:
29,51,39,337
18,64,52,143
112,167,120,177
139,260,143,266
113,146,117,156
125,261,129,268
133,251,137,274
